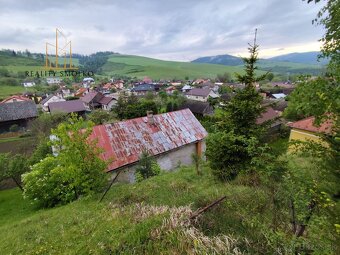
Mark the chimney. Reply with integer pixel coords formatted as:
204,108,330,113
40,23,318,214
147,111,154,125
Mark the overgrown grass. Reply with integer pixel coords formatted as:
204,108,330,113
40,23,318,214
269,137,289,156
0,164,338,254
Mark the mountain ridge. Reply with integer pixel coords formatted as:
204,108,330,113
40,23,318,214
192,51,329,66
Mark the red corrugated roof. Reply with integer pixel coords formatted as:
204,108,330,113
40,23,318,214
1,95,31,104
89,109,208,172
288,116,333,134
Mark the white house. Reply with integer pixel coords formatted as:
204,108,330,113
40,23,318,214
46,77,62,85
271,93,286,99
182,84,192,92
99,96,117,111
22,81,36,87
41,95,66,112
185,88,219,102
83,77,95,88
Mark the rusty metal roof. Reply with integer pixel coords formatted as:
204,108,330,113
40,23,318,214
90,108,208,172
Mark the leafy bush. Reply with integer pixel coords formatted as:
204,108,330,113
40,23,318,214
87,109,115,125
206,131,260,181
23,115,108,207
0,153,29,191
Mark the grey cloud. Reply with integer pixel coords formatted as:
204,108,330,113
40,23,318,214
0,0,325,60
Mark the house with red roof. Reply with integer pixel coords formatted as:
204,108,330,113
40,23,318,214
287,116,333,145
1,95,31,104
89,109,208,182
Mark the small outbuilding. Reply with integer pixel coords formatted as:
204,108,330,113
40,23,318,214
89,109,208,182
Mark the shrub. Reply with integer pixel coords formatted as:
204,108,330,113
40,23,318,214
135,151,161,182
206,131,258,181
23,115,108,207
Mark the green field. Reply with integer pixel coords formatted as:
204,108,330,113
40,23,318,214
256,60,326,75
0,85,33,99
102,54,251,79
0,54,43,67
0,50,325,81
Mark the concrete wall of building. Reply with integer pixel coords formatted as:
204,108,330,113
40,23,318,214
186,95,207,102
43,96,65,112
110,140,206,183
289,128,321,143
288,128,328,151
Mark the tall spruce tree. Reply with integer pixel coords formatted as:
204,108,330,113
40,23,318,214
219,29,267,138
206,30,268,181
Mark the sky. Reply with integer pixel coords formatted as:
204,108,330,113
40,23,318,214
0,0,325,61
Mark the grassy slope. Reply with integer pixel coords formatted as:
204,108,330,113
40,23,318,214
102,54,251,79
1,143,336,255
0,166,270,254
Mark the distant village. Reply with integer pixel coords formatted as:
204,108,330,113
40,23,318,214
1,75,294,124
1,73,324,183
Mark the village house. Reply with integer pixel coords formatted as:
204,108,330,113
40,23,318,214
142,76,153,84
165,86,176,94
48,100,86,116
21,80,35,87
113,80,124,90
256,107,282,132
83,77,95,88
81,91,116,111
1,95,31,104
46,77,62,85
181,84,192,92
287,116,333,145
192,78,206,85
98,96,117,111
41,95,66,112
75,87,88,97
179,100,214,117
102,83,113,94
89,109,207,182
81,91,104,110
170,81,182,86
0,100,38,132
131,84,155,95
185,88,219,102
55,88,74,99
270,93,286,99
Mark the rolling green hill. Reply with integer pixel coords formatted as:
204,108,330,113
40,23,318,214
0,50,326,85
256,60,326,75
101,54,250,79
191,52,327,75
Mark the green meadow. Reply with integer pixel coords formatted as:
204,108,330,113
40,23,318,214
102,54,251,79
